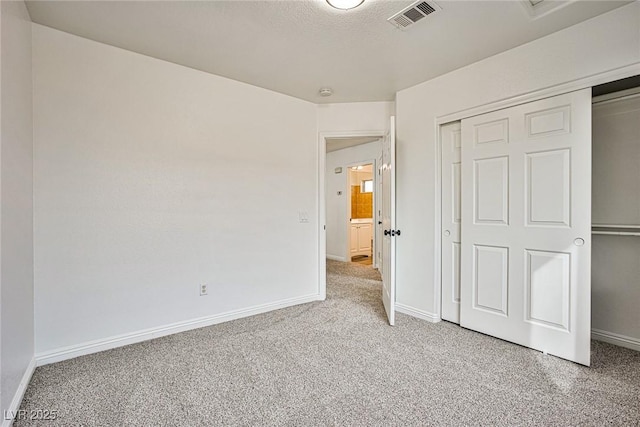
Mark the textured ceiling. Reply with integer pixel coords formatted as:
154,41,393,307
26,0,630,103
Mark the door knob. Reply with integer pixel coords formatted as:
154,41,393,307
444,230,451,237
574,238,585,246
384,230,390,236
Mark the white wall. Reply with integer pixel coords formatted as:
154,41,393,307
395,3,640,319
318,102,395,133
326,141,381,261
592,236,640,342
33,25,319,357
1,0,34,417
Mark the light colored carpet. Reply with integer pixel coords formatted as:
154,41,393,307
16,260,640,426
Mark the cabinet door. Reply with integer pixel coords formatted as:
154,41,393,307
350,224,358,253
358,224,372,252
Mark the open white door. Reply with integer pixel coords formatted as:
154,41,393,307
460,89,592,365
441,121,462,324
376,153,383,270
382,116,397,326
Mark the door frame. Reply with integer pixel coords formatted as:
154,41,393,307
318,130,386,300
345,159,377,264
434,63,640,321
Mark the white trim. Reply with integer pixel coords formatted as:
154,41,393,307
433,121,445,321
320,130,387,139
318,129,386,301
592,329,640,352
395,303,441,323
326,254,347,262
2,358,36,427
35,294,321,366
434,63,640,326
318,129,327,301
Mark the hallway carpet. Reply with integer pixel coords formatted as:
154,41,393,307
16,260,640,426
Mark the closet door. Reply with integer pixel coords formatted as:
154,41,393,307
460,89,592,366
441,121,462,324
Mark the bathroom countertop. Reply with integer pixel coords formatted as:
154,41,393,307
350,218,373,224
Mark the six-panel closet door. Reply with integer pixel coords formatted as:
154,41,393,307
459,89,592,366
441,122,462,324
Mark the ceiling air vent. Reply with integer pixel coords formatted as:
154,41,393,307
388,0,441,29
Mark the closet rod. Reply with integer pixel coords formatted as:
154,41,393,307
592,231,640,237
592,224,640,229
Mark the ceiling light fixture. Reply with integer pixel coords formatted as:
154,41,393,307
326,0,364,10
319,87,333,97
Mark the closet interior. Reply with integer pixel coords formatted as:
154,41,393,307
591,76,640,349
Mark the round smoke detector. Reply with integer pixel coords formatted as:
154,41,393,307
319,88,333,97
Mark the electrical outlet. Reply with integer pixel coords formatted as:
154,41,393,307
200,284,208,296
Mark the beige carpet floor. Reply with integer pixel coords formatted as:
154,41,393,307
15,259,640,426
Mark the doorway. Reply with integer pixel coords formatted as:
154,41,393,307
323,135,383,269
590,81,640,352
348,162,375,267
439,76,640,363
439,89,593,365
319,123,397,326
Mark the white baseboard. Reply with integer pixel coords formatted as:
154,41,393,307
592,329,640,352
395,303,441,323
326,254,347,262
36,293,321,366
2,357,36,427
